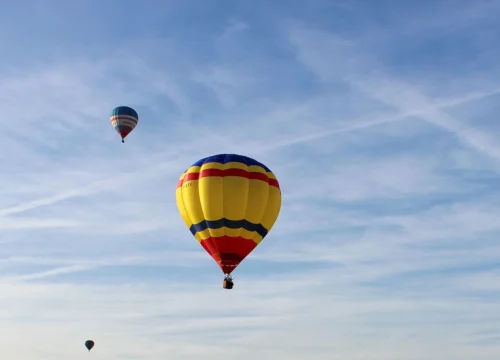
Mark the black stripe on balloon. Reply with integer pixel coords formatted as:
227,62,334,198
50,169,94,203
189,218,268,238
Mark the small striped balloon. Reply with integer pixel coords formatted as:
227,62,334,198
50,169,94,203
110,106,138,143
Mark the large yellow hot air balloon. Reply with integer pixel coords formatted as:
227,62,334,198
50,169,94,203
176,154,281,289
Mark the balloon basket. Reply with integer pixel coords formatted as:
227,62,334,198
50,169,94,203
222,279,234,289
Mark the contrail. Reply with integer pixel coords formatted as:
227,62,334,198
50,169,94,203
0,161,173,217
352,77,500,162
261,87,500,151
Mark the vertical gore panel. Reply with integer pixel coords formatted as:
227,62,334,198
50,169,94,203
244,179,269,241
222,176,249,237
258,186,281,243
175,186,192,229
198,174,224,239
180,176,205,230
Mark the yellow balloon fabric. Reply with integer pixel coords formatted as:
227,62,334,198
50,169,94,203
176,154,281,274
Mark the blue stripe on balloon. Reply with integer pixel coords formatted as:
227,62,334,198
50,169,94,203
191,154,271,172
111,106,138,119
189,218,268,238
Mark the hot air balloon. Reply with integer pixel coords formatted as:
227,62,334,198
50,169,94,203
85,340,94,352
110,106,138,143
176,154,281,289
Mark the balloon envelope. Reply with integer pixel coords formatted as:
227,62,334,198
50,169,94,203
85,340,94,351
176,154,281,274
110,106,138,141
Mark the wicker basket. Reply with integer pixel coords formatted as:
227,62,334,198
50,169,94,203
222,279,234,289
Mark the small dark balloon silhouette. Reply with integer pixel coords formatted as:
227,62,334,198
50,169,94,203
85,340,95,352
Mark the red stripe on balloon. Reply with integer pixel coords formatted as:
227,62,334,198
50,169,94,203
177,168,279,189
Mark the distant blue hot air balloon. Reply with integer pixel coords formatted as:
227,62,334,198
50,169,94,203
110,106,139,143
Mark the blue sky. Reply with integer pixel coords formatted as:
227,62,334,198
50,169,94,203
1,0,500,358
